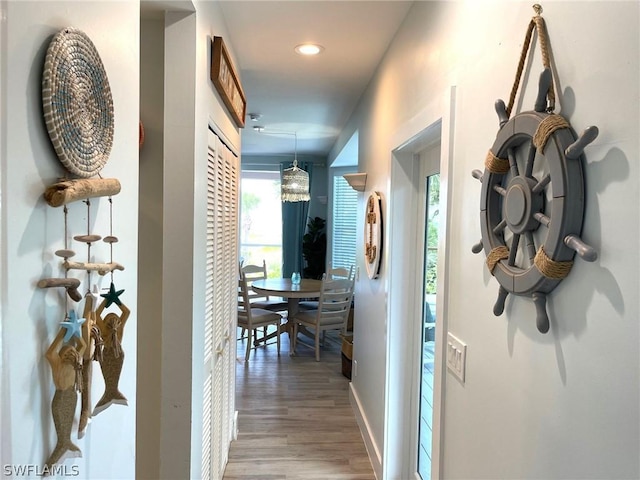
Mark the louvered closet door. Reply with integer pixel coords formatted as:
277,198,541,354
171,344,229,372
202,129,239,480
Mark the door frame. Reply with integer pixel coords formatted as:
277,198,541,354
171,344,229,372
414,140,442,479
384,86,456,480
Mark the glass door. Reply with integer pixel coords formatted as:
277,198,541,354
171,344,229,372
417,173,440,479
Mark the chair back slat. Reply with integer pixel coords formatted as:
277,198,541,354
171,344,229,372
316,276,354,329
240,260,272,301
326,265,354,281
296,265,355,313
237,277,250,316
239,260,287,313
289,272,354,361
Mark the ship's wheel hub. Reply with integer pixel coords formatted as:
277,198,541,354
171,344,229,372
504,175,543,235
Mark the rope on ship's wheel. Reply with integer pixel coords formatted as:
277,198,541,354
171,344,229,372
506,4,555,118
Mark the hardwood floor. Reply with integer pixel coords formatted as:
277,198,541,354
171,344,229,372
223,328,375,480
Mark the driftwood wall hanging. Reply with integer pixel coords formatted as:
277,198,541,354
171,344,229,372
471,5,599,333
38,27,129,472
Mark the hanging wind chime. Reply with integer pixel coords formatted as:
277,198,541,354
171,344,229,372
37,26,129,470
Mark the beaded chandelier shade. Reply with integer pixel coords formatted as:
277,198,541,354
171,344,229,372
281,134,310,202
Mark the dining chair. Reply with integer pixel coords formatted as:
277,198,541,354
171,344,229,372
238,260,288,341
298,265,354,311
237,276,283,362
240,260,288,312
290,274,355,361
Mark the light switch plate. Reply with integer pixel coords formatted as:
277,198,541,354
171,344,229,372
446,332,467,383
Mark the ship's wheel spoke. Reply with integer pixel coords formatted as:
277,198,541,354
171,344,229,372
532,173,550,194
493,219,507,235
524,141,536,178
507,148,520,177
534,212,550,227
508,233,521,266
525,232,536,264
493,185,507,196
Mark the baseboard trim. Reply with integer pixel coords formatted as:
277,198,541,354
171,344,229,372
349,383,382,479
233,410,239,440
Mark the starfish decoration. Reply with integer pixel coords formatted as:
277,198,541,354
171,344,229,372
101,282,124,308
61,310,86,342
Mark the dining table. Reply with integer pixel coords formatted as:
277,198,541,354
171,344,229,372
251,277,322,354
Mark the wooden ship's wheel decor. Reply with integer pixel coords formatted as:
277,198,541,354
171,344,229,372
37,27,130,470
471,6,599,333
365,192,383,279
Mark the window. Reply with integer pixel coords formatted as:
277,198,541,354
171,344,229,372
331,173,358,270
239,171,282,277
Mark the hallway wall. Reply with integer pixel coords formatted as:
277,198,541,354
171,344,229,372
0,1,140,477
138,14,164,480
331,2,640,478
137,1,242,477
1,1,243,477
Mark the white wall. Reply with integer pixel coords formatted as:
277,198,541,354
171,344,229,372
137,14,164,480
331,2,640,478
136,1,242,477
0,1,139,478
158,9,199,478
192,1,242,476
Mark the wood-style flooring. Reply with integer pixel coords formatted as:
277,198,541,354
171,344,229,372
223,328,375,480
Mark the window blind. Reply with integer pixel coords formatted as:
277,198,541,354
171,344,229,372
331,175,358,270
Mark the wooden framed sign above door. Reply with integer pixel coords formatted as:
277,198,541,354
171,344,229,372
211,36,246,128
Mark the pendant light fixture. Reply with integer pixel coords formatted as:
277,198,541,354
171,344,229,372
281,133,310,202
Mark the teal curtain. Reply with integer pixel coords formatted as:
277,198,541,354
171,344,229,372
280,161,313,278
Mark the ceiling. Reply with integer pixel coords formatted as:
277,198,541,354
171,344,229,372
216,1,414,159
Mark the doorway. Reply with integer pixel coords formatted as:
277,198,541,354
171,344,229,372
416,145,441,479
386,122,444,479
386,85,455,480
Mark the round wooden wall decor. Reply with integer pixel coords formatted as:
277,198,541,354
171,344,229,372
364,192,383,279
139,121,145,149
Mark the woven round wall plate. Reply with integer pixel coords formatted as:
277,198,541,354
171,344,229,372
42,27,114,178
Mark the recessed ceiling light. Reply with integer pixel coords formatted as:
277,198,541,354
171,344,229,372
294,43,324,56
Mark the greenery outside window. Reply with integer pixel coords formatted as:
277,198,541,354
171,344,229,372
240,171,282,277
